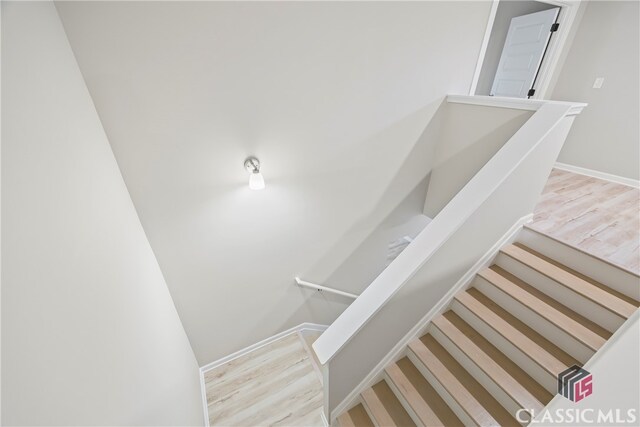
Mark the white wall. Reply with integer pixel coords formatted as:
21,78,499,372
1,2,203,425
552,0,639,180
0,2,3,423
55,1,495,365
423,102,533,216
319,180,432,296
476,0,557,96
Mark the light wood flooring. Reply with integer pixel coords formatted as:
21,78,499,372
204,331,324,426
530,168,640,274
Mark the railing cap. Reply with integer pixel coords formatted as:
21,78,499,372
447,95,587,115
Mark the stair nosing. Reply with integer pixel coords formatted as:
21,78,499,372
453,290,572,377
384,363,441,425
432,314,546,413
337,411,355,427
362,381,416,427
338,403,375,427
478,267,606,351
361,387,393,427
408,337,505,427
385,357,463,426
500,244,636,319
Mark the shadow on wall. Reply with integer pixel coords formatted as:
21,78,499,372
286,101,535,344
297,101,448,299
423,105,534,217
294,100,533,311
322,176,432,293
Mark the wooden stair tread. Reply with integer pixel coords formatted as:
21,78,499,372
338,403,374,427
409,335,518,427
514,243,640,306
501,244,637,318
434,311,551,413
362,380,416,427
479,266,608,351
386,357,464,427
455,288,577,377
490,265,612,340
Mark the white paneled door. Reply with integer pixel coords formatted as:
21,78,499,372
490,7,560,98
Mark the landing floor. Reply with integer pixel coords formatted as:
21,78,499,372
530,168,639,274
204,331,324,426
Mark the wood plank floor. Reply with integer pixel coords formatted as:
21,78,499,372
530,168,640,274
204,332,323,426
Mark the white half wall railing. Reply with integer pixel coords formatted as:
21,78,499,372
295,277,359,300
313,95,586,421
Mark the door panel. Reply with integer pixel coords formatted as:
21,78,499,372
490,7,560,98
511,22,547,45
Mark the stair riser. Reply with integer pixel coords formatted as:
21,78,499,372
451,300,557,394
475,277,595,363
406,349,476,426
430,325,527,426
519,228,640,301
382,370,425,427
495,253,625,332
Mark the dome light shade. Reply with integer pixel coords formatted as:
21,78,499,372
249,171,265,190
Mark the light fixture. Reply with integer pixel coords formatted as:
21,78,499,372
244,157,265,190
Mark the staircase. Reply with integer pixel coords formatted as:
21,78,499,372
336,230,639,427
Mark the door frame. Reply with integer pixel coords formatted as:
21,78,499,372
469,0,583,99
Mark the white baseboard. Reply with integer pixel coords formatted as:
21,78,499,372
199,322,328,373
320,409,330,427
299,323,330,334
555,162,639,189
200,369,210,427
199,322,328,426
329,213,533,421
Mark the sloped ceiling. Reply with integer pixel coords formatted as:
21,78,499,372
56,1,492,364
